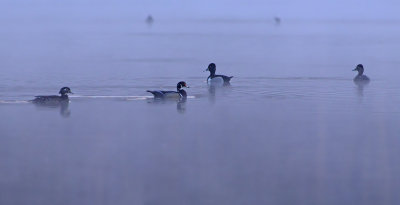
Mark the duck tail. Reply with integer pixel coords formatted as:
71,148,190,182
229,76,234,81
147,90,164,98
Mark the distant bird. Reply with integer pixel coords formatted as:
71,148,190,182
274,17,281,24
147,81,189,99
205,63,233,86
146,15,154,24
353,64,370,81
31,87,73,105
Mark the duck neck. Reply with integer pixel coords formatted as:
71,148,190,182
358,68,364,76
178,89,187,98
209,71,216,77
60,94,69,99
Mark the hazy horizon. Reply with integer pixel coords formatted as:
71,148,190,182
1,1,400,205
2,0,400,20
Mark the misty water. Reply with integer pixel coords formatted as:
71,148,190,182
2,3,400,205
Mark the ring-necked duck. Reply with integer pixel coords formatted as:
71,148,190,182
353,64,370,81
205,63,233,85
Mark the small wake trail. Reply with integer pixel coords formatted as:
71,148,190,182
69,95,153,101
70,95,196,100
0,100,31,104
70,95,153,98
0,95,197,103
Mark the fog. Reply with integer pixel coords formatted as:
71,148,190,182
2,0,400,20
1,0,400,205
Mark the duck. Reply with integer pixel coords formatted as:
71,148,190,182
205,63,233,85
353,64,370,81
146,15,154,24
31,87,73,104
274,17,281,24
147,81,189,99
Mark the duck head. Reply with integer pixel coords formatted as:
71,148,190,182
353,64,364,75
59,87,73,96
177,81,189,91
177,81,189,98
205,63,216,76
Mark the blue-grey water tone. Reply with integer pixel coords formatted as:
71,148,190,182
1,1,400,205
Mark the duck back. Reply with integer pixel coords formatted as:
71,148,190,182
354,75,370,82
208,75,232,86
31,95,69,106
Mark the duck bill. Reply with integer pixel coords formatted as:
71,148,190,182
352,68,357,71
204,68,209,72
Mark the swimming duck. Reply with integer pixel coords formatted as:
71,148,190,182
274,17,281,24
205,63,233,85
147,81,189,99
146,15,154,24
31,87,73,104
353,64,370,81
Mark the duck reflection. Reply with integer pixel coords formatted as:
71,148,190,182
208,85,216,103
33,100,71,117
176,98,186,114
146,97,187,114
354,79,369,98
207,84,232,104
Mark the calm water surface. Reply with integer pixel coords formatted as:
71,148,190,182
1,16,400,204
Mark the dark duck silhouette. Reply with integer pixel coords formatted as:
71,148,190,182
205,63,233,85
31,87,73,105
353,64,370,82
146,15,154,24
147,81,189,99
274,17,281,24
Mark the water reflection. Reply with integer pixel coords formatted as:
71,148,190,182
176,98,186,114
208,85,216,103
207,84,232,104
33,101,71,117
353,79,369,98
147,97,187,114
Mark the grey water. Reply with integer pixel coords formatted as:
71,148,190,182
2,1,400,205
